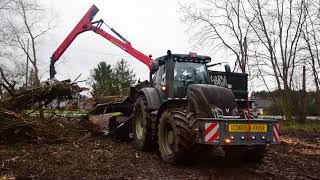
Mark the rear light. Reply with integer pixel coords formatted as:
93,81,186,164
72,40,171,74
193,128,199,139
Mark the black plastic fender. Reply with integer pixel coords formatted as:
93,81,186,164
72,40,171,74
156,99,189,121
139,87,161,110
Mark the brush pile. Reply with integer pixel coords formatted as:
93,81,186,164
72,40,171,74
0,80,86,144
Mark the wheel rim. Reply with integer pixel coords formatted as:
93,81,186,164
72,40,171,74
162,123,174,155
135,107,144,140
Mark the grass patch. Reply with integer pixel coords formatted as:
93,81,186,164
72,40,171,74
280,120,320,130
24,109,87,115
105,112,123,116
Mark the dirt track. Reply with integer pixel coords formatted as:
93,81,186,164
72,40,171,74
1,119,320,179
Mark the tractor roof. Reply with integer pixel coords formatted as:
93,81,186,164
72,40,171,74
155,54,211,66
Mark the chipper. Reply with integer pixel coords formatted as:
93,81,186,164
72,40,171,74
50,5,279,163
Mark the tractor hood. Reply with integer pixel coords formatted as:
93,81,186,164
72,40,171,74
186,84,237,118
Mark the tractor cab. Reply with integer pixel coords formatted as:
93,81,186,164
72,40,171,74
153,51,211,99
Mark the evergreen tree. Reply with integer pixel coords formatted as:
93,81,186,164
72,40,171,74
90,61,116,96
90,60,136,96
114,59,136,94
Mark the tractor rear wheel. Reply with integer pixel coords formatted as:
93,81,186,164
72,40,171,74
158,108,195,164
132,96,157,151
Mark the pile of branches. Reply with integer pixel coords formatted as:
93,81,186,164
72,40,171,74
1,80,86,111
0,108,33,143
0,80,86,144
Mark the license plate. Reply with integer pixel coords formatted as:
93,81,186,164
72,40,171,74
228,124,267,132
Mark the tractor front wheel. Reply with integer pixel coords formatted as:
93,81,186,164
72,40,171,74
158,108,195,164
132,96,157,151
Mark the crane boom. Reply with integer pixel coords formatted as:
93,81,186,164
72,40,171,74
50,5,156,79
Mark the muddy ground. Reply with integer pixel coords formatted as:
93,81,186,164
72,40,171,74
1,119,320,180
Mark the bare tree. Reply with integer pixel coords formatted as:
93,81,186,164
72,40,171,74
301,0,320,106
303,1,320,88
0,61,26,97
0,67,16,96
0,0,54,117
180,0,254,73
246,0,306,120
0,0,11,12
7,0,53,87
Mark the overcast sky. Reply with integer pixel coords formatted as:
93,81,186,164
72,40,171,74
38,0,208,85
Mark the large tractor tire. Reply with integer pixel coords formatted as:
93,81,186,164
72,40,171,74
158,108,195,164
132,96,157,151
224,145,267,162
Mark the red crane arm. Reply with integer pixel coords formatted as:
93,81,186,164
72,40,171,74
50,5,98,62
50,5,156,79
94,28,153,69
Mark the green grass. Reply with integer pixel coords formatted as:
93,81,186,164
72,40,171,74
280,120,320,130
104,112,123,116
24,109,88,115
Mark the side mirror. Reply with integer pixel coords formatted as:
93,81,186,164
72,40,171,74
151,61,159,72
225,64,231,73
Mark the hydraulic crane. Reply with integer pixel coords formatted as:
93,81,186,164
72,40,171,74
50,5,279,164
49,5,158,79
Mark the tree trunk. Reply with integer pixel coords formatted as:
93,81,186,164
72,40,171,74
316,90,320,111
0,85,2,99
281,86,293,121
301,66,306,121
297,66,307,122
33,67,44,119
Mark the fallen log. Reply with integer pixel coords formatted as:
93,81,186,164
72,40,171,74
80,96,133,136
92,96,126,106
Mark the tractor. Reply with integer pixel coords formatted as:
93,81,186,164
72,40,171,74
50,5,279,164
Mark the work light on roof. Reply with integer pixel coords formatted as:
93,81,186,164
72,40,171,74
189,52,197,57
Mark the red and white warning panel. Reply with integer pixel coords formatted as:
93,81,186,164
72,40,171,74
273,123,280,143
205,123,220,143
